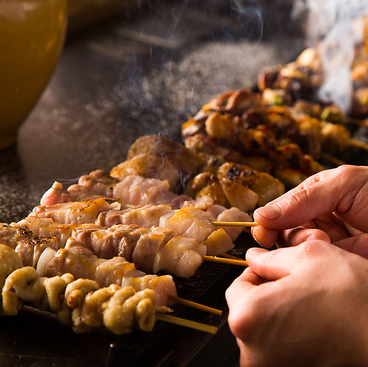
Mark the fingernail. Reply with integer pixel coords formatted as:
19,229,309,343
354,235,368,256
247,247,267,256
256,204,282,220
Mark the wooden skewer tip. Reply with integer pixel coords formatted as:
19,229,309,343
211,221,258,227
156,313,218,334
169,295,222,316
349,138,368,151
203,255,248,267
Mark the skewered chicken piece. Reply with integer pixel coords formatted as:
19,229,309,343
110,154,181,192
39,181,110,207
257,48,324,102
0,245,169,334
79,171,178,207
126,135,207,182
29,197,120,225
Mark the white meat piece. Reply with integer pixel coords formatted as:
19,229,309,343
40,181,109,206
14,236,58,268
200,228,234,255
159,206,215,242
79,170,177,206
28,198,120,225
13,217,77,248
97,204,172,228
45,246,97,281
113,175,177,206
216,207,253,242
71,224,175,266
0,224,35,249
110,154,181,191
205,204,227,219
153,236,206,278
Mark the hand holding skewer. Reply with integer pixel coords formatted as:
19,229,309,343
226,165,368,366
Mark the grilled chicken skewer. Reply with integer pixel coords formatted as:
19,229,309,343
6,220,205,279
0,228,177,306
0,243,170,334
11,204,241,278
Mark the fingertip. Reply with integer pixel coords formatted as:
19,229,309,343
251,226,278,248
353,234,368,258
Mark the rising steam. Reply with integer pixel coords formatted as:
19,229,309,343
304,0,368,112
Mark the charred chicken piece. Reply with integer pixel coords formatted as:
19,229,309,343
216,162,285,206
127,135,206,181
79,170,178,206
28,197,119,225
110,154,181,192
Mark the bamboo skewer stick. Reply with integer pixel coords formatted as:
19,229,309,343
319,152,345,166
346,117,368,127
156,313,218,334
169,295,222,316
220,252,240,259
212,221,258,227
203,255,248,267
349,138,368,151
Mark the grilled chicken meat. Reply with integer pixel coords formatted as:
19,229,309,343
110,154,181,191
126,135,206,182
79,171,177,206
0,246,170,334
28,198,119,225
42,239,177,306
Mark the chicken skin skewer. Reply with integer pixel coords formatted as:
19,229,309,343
0,244,170,334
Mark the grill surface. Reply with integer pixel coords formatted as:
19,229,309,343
2,1,364,366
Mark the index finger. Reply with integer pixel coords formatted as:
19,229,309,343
254,166,368,231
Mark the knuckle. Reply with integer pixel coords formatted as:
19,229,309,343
298,240,328,259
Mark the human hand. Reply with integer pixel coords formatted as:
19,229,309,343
225,241,368,367
252,165,368,253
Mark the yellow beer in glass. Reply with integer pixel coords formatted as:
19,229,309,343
0,0,67,149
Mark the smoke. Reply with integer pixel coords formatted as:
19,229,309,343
303,0,368,112
229,0,264,41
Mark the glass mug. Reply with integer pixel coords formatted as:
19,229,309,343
0,0,67,149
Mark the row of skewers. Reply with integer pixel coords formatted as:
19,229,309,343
3,43,368,337
0,162,255,334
